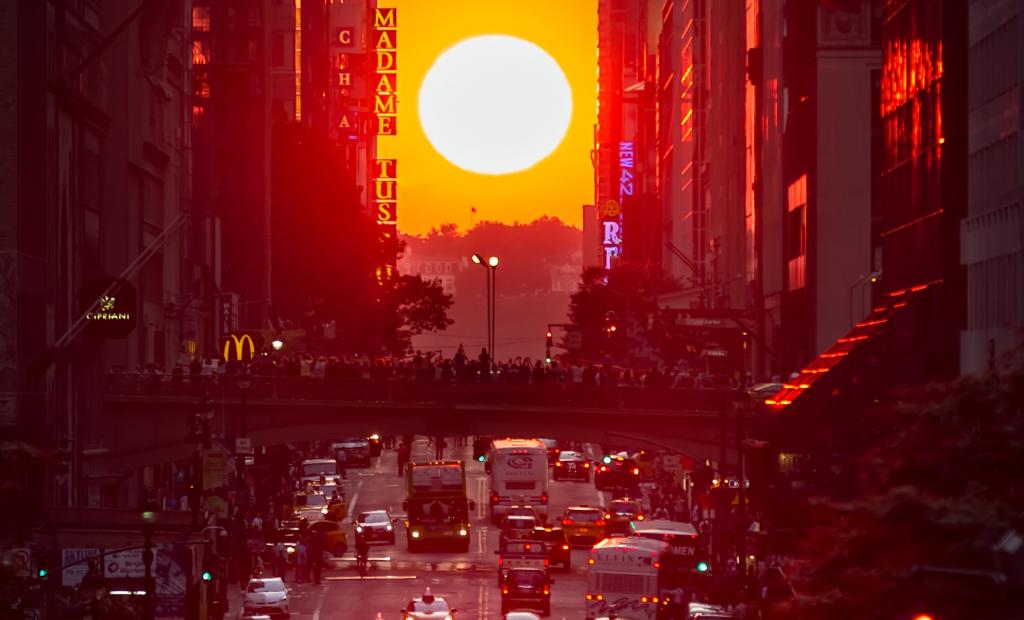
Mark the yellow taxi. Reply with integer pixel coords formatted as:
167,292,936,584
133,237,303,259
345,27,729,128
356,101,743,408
604,498,646,535
560,506,607,546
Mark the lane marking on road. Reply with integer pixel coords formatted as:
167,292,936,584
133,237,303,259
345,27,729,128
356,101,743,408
482,579,490,619
477,581,484,618
310,581,328,620
326,575,418,581
348,480,364,517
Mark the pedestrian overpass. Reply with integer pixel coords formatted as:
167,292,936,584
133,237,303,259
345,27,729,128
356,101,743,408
97,375,752,473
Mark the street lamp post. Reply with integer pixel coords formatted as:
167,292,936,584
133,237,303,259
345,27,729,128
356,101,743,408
488,256,499,364
236,373,251,492
471,253,501,369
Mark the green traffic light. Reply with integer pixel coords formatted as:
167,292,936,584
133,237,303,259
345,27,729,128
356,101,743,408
201,570,213,581
37,569,48,578
603,456,612,464
696,561,709,573
477,455,485,462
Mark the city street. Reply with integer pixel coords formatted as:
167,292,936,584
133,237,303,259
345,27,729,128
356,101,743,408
232,438,611,618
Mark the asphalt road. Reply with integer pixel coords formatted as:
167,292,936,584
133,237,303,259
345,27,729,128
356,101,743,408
233,437,614,619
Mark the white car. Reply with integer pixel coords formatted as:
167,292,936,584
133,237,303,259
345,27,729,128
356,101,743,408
400,589,457,619
243,577,289,618
503,613,541,620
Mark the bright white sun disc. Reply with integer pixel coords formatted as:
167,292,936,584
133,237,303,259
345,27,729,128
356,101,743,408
418,35,572,175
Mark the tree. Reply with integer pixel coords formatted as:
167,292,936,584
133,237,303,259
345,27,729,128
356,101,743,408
382,274,454,355
770,365,1024,619
567,265,676,364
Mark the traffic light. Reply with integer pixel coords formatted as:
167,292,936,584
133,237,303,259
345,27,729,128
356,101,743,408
37,568,48,578
545,348,552,364
201,570,213,582
696,561,710,573
545,330,553,347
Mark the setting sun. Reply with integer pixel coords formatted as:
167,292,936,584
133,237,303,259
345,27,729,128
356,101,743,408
418,35,572,175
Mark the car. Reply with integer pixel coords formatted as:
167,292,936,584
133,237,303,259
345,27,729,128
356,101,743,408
291,492,328,522
594,453,640,492
299,458,341,487
400,588,457,619
560,506,606,546
353,509,396,545
530,526,571,569
243,577,289,618
604,498,646,535
503,613,542,620
263,528,301,564
552,451,591,481
538,438,560,464
367,433,383,456
307,519,348,557
748,382,784,403
500,568,553,616
500,515,538,545
506,505,544,523
495,538,549,586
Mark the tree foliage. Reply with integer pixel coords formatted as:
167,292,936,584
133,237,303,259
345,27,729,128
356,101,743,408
567,264,676,363
772,366,1024,619
271,122,452,355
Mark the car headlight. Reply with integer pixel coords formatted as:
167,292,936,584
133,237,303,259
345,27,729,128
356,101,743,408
356,526,363,533
287,547,295,554
386,525,393,531
458,528,468,536
321,507,329,514
411,530,420,538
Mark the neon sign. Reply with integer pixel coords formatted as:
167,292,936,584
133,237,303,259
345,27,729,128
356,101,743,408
373,159,397,225
373,8,397,135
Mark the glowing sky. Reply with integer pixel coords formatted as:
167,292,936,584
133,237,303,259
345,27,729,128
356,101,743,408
379,0,596,235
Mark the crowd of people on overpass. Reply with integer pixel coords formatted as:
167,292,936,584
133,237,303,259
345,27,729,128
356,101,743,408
111,344,747,390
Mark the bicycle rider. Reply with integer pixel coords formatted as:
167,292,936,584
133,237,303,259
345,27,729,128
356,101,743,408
355,532,370,575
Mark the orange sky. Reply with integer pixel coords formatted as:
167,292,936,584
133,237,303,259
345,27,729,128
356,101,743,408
379,0,596,236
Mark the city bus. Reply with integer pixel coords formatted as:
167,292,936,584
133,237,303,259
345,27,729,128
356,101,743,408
403,460,475,552
489,439,550,522
629,519,704,587
585,537,672,620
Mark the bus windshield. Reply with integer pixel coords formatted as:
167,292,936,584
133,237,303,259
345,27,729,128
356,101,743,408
408,498,467,524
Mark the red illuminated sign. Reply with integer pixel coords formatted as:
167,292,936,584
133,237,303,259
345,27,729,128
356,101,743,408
373,159,397,225
374,8,397,135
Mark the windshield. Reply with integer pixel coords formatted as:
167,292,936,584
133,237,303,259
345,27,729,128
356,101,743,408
302,461,337,477
509,570,546,586
502,541,546,554
610,501,638,514
407,599,450,613
408,498,467,523
569,510,602,522
247,579,285,593
360,511,389,523
507,516,536,528
295,494,327,507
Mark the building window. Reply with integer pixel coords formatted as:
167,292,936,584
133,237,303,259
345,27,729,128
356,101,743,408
192,104,206,129
272,32,286,67
786,174,807,291
192,41,210,65
192,6,210,32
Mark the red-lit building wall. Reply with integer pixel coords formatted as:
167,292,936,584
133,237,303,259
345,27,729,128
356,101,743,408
877,0,966,381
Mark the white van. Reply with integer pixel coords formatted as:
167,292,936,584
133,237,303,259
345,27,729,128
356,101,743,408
489,438,549,521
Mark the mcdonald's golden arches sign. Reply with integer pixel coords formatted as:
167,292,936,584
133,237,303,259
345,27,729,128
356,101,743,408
222,333,261,363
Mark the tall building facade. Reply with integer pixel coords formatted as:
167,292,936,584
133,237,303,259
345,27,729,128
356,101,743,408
876,0,967,382
960,0,1024,374
1,1,209,511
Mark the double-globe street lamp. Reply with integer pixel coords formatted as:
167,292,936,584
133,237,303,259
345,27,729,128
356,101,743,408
471,253,500,368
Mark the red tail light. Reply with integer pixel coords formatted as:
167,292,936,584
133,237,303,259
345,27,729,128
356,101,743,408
583,462,590,468
562,518,572,526
498,558,503,566
491,494,499,504
502,587,508,594
555,462,563,467
544,559,549,566
543,587,550,595
595,520,606,527
540,494,548,503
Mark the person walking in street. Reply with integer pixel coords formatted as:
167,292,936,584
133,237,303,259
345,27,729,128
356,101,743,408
434,436,447,460
295,540,308,583
273,541,288,581
397,442,410,477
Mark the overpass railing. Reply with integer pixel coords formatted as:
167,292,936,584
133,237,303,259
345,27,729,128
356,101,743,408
103,373,737,412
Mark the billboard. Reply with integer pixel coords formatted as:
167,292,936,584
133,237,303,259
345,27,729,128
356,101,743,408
373,8,397,135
